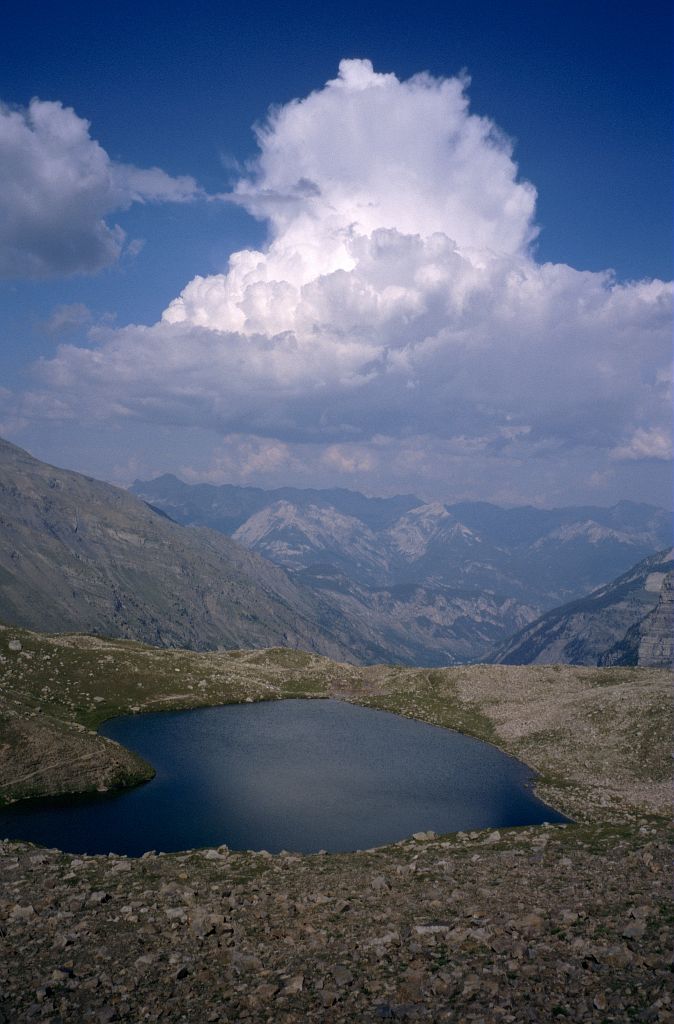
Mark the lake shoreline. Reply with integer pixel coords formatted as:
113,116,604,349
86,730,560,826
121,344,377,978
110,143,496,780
1,624,669,825
1,698,568,855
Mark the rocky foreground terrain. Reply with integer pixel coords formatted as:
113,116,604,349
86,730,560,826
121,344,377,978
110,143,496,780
0,623,671,1023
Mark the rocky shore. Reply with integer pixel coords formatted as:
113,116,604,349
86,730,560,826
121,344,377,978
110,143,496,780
0,624,671,1022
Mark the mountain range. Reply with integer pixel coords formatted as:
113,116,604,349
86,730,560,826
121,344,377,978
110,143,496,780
132,473,670,601
0,438,670,667
132,473,671,663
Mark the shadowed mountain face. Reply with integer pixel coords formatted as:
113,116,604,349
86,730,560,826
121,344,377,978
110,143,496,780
0,439,376,661
491,549,674,667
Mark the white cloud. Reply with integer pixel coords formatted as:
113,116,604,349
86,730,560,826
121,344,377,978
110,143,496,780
42,303,93,334
322,444,377,474
0,98,200,277
179,436,295,484
610,427,673,461
14,60,673,494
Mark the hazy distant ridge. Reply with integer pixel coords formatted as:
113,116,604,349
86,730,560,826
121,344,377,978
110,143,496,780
132,474,671,663
133,474,669,606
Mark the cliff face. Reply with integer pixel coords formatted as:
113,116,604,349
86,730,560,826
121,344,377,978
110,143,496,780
637,572,673,668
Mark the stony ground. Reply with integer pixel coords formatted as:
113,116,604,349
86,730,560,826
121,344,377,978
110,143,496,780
1,820,671,1023
0,624,672,1022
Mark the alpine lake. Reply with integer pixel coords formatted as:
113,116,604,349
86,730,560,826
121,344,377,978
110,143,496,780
0,698,567,855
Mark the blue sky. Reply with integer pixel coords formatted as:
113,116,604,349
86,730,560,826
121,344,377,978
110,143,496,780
0,0,671,507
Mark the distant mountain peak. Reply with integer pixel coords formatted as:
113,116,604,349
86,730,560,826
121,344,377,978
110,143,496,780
535,520,641,547
126,469,671,664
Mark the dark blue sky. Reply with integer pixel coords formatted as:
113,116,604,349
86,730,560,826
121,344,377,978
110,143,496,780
0,0,671,506
3,0,671,298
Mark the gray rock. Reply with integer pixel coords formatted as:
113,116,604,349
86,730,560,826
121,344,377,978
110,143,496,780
280,974,304,995
9,903,35,921
371,874,390,891
88,891,110,905
330,964,354,987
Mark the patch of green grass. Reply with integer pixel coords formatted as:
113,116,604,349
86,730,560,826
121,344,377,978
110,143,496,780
357,670,497,745
277,676,329,696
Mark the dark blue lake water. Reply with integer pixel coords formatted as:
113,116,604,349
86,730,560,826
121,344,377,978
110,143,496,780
0,699,567,855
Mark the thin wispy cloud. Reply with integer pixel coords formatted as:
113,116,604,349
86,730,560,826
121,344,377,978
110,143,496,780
42,303,93,334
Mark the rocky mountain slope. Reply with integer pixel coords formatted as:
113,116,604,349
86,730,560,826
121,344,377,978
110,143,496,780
600,571,673,668
233,500,392,583
295,564,536,666
492,549,673,666
633,572,673,667
0,438,373,660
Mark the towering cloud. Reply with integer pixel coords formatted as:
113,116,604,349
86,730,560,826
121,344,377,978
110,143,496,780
164,59,538,334
15,61,673,495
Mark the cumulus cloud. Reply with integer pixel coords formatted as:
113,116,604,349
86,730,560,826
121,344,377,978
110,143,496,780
610,427,673,461
178,435,296,484
0,98,200,277
17,60,673,489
